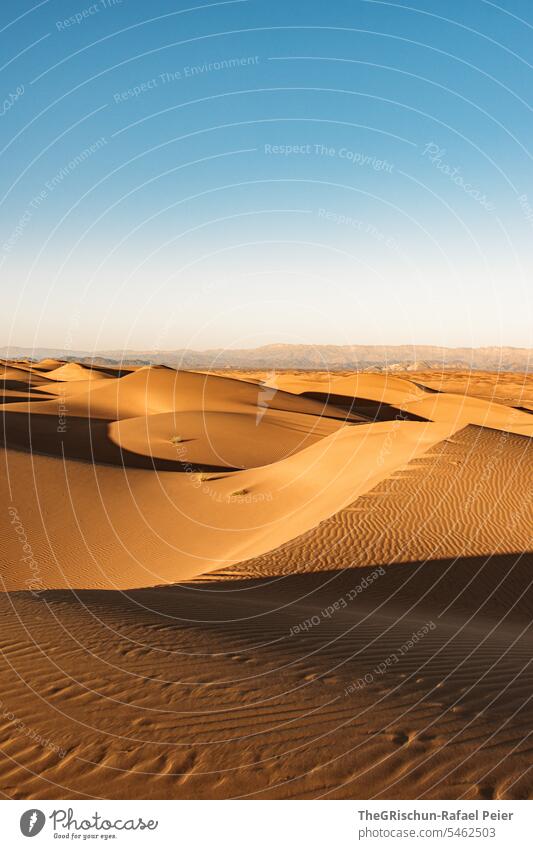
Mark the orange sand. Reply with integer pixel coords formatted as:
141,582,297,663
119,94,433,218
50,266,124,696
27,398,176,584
0,363,531,799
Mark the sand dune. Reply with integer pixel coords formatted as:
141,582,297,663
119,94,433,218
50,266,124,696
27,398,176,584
221,425,532,579
0,363,531,799
261,371,532,436
1,363,54,386
33,358,69,370
0,417,453,590
4,367,362,422
108,408,343,469
400,369,533,408
43,362,111,382
400,393,532,436
264,371,426,407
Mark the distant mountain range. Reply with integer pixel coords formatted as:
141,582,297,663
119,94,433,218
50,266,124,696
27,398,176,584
1,344,531,372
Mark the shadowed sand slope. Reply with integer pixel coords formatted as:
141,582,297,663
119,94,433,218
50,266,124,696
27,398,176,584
0,364,531,800
0,552,531,800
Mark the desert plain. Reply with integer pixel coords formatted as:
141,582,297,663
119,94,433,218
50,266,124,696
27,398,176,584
0,359,531,799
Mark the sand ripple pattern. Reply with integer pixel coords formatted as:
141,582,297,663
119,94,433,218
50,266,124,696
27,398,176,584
224,425,532,579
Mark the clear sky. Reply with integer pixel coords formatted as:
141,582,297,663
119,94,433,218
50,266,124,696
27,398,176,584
1,0,532,353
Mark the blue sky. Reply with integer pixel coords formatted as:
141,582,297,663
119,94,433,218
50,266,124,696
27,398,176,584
1,0,532,351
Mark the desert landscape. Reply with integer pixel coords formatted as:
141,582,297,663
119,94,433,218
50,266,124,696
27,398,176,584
0,358,531,799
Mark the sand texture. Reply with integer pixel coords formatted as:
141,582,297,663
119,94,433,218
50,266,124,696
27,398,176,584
0,363,531,798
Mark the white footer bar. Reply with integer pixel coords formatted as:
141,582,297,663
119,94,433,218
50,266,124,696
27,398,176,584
4,799,530,848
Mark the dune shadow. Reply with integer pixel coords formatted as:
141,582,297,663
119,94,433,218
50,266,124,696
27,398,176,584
66,361,137,378
0,379,53,393
301,391,429,422
0,393,55,405
33,551,533,633
409,381,442,394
